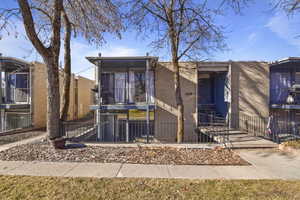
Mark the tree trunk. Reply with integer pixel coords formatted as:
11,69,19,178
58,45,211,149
173,60,184,143
167,8,185,143
60,10,71,121
17,0,63,141
45,58,61,140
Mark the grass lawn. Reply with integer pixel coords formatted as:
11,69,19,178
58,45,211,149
1,176,300,200
283,140,300,149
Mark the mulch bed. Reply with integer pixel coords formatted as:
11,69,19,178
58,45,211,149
0,141,249,165
0,131,45,146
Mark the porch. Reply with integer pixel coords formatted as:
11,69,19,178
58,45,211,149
197,63,230,125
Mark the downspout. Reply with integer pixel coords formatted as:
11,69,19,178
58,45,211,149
29,63,33,128
97,58,102,141
146,57,150,143
0,54,2,132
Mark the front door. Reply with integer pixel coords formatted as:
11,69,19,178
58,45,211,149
198,75,214,105
102,114,116,142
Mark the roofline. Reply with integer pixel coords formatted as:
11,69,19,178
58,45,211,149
269,57,300,66
0,56,31,66
86,56,159,65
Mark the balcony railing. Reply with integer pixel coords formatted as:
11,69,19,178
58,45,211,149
1,88,30,104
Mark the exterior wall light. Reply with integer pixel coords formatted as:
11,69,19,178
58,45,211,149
286,94,295,104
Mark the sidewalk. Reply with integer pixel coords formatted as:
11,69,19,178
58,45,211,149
0,161,267,179
1,148,300,180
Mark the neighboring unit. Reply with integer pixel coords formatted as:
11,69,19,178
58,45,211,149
0,56,95,133
269,57,300,141
0,56,31,132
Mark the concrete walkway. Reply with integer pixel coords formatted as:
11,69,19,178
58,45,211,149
0,149,300,179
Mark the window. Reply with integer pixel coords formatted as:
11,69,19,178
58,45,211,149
7,73,29,103
295,72,300,84
134,72,146,102
130,71,154,103
114,73,126,103
8,73,29,88
101,73,114,104
16,74,28,89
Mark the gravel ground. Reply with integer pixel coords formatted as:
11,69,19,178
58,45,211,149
0,131,46,146
0,141,249,165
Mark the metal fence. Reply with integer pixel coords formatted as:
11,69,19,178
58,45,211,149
62,118,217,144
62,119,155,143
196,113,230,145
237,112,300,143
61,112,232,145
0,112,32,133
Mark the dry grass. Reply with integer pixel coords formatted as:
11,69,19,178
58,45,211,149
283,140,300,149
1,175,300,200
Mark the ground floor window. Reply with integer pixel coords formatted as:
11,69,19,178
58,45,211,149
99,110,154,142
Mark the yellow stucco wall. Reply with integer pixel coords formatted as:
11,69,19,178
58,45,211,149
31,62,47,128
31,62,94,128
229,61,269,128
77,76,95,118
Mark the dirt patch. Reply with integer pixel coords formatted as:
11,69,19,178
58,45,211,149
0,131,45,145
0,141,249,165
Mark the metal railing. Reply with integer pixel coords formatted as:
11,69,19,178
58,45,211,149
196,113,230,145
61,120,95,139
62,119,155,143
237,112,300,143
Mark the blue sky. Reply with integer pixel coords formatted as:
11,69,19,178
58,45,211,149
1,1,300,80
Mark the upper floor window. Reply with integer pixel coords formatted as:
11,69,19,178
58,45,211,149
7,73,29,103
101,71,154,104
8,73,29,89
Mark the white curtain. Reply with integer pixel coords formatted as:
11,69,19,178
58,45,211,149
114,72,126,103
147,71,155,103
128,71,135,103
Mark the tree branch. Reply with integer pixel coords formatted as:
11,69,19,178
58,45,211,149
17,0,48,56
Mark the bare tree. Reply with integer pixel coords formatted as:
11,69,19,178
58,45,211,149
28,0,123,120
0,0,123,145
127,0,238,143
18,0,63,143
274,0,300,13
59,0,123,120
60,8,72,121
